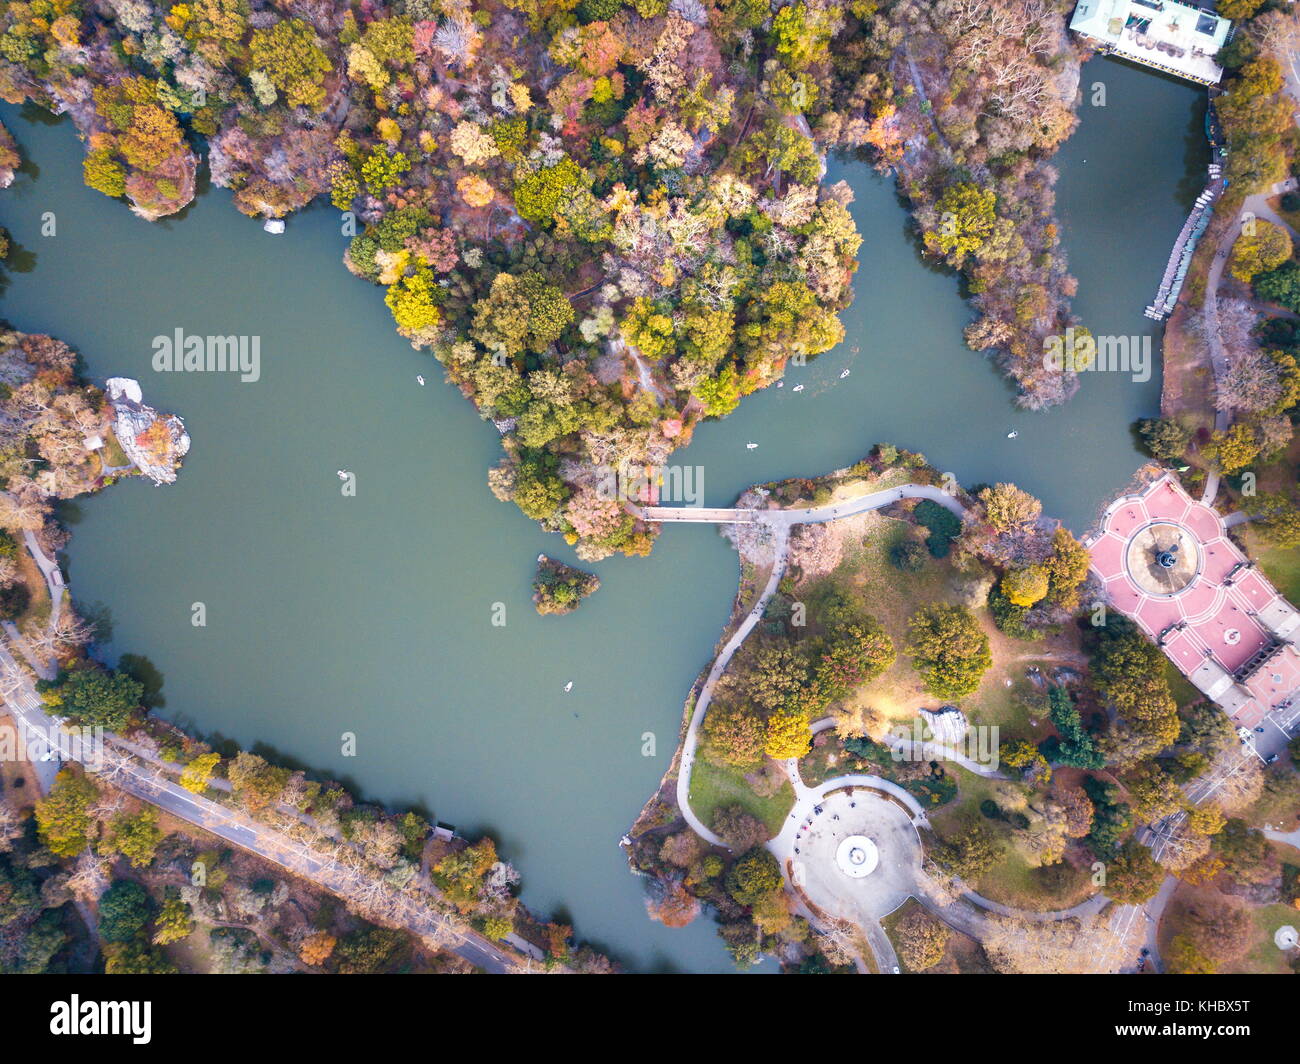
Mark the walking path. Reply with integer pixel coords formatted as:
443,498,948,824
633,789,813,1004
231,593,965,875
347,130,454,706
671,483,965,845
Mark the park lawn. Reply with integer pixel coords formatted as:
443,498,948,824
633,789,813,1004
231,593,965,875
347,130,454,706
799,509,1083,738
14,547,50,632
1240,902,1298,974
688,755,794,840
101,430,130,469
926,765,1099,912
1163,658,1203,711
1245,532,1300,605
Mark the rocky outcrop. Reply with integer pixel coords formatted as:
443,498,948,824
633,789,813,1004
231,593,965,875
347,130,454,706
105,378,190,485
0,121,17,190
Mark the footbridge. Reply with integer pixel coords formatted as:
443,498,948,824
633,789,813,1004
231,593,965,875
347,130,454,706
640,506,758,523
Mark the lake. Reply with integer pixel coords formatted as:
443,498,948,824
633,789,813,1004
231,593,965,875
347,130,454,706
0,58,1205,971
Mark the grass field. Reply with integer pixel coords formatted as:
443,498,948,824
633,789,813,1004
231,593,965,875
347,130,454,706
688,755,794,839
926,765,1100,911
799,509,1083,738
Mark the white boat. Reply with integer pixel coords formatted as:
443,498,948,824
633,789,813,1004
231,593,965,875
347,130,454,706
336,469,351,480
1006,431,1018,439
792,384,804,393
263,218,285,235
416,375,426,386
839,369,850,379
746,442,758,450
776,381,784,388
564,681,574,692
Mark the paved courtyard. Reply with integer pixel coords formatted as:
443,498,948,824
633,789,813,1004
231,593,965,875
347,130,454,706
787,787,921,928
1088,474,1300,730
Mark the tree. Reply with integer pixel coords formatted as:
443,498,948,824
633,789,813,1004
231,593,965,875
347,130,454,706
98,879,152,945
299,929,337,965
514,157,585,224
152,890,194,945
1104,839,1163,904
933,824,1001,882
1091,623,1180,758
226,751,290,812
472,272,574,357
711,805,769,851
56,667,143,731
725,847,782,907
979,482,1042,532
1243,491,1300,547
334,926,409,974
1001,564,1049,607
732,641,814,714
1166,934,1216,974
432,837,497,909
34,770,98,858
1045,528,1091,609
764,709,812,759
906,604,992,699
924,183,997,264
1218,0,1265,20
249,18,332,111
1138,417,1192,461
895,908,949,971
646,878,700,928
1254,259,1300,312
1229,219,1291,281
180,752,221,794
701,703,766,768
814,619,895,699
99,808,164,869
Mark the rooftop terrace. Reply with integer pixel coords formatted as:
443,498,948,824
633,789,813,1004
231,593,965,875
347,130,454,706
1070,0,1232,85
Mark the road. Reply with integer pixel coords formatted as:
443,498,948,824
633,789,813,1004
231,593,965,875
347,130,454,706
0,643,517,973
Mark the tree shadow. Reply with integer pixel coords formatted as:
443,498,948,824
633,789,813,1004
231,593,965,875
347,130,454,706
116,652,165,709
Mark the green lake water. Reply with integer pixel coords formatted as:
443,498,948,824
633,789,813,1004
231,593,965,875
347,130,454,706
0,58,1205,971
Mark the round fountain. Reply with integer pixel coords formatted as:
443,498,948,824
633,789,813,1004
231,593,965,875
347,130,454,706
835,835,879,878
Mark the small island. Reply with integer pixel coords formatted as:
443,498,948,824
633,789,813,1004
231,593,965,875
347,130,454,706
532,555,600,616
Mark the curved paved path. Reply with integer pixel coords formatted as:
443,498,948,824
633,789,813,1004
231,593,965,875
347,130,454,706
673,483,965,846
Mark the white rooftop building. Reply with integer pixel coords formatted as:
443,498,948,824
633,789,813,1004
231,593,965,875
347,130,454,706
1070,0,1233,85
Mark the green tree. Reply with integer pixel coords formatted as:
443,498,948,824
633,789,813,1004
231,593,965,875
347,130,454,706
906,604,992,699
57,667,143,731
1229,219,1291,282
1138,417,1192,461
925,183,997,264
1104,838,1164,904
34,770,98,857
701,703,767,768
249,18,332,111
725,847,782,907
814,619,895,700
99,808,164,869
1254,260,1300,312
152,889,195,945
932,824,1000,881
97,880,152,945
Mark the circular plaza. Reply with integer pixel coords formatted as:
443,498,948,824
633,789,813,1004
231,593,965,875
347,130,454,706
789,788,920,924
1123,520,1202,597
